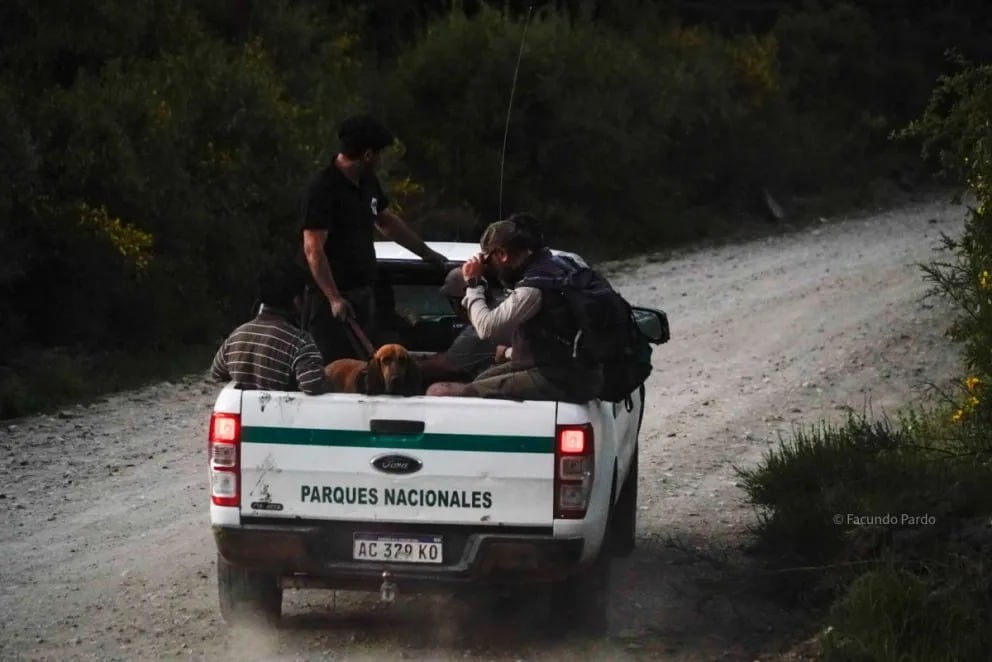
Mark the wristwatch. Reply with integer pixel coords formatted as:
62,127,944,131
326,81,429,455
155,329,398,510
465,276,486,289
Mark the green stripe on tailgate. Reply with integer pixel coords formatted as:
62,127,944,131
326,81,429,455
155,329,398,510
241,427,553,453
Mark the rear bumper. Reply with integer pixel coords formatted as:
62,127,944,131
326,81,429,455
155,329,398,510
214,521,585,590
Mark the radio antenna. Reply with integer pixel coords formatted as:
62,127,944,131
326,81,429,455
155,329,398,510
498,4,534,220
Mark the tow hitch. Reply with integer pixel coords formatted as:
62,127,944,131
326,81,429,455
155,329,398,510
379,570,397,603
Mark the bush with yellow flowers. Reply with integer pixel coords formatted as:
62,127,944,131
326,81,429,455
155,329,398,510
741,59,992,661
903,60,992,397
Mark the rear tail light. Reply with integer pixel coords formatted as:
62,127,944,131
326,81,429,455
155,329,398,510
559,428,587,454
554,423,594,519
209,413,241,507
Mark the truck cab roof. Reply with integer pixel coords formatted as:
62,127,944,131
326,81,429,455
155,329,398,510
374,242,481,264
374,241,586,267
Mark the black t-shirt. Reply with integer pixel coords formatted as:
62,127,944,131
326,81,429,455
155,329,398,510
301,162,390,291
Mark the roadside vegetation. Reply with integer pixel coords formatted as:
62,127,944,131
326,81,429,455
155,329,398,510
1,1,990,417
739,60,992,661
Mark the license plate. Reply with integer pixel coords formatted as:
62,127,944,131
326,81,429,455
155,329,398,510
352,533,443,564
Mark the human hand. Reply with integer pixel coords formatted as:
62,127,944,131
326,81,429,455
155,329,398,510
423,249,448,268
329,295,354,321
462,255,484,281
495,345,509,364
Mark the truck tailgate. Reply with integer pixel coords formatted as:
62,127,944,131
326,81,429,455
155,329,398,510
238,392,557,527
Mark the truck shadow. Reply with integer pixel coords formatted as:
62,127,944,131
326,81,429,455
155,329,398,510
609,530,814,657
265,531,813,660
278,589,567,647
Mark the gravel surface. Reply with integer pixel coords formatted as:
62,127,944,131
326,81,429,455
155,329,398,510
0,196,965,661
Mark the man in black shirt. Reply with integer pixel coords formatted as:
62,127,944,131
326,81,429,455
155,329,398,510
301,115,447,362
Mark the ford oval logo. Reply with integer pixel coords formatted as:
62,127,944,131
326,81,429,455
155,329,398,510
371,454,422,475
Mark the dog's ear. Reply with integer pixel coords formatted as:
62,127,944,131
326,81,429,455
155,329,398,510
364,357,386,395
400,355,424,396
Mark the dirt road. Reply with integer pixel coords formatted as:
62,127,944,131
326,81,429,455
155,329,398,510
0,197,965,661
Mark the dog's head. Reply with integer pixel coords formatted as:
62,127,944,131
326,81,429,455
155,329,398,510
365,343,423,396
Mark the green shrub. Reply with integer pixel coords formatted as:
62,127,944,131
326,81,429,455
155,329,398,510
379,7,805,255
738,413,992,562
738,55,992,661
901,61,992,394
739,410,992,658
0,352,84,419
822,561,992,662
4,1,992,417
772,2,890,170
0,0,364,359
0,344,216,419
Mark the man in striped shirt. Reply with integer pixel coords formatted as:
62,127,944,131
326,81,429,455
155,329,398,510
211,264,330,395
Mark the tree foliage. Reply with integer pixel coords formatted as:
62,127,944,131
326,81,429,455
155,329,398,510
2,0,991,416
0,0,364,358
902,59,992,401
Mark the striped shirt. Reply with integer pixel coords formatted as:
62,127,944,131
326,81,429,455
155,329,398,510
210,308,328,395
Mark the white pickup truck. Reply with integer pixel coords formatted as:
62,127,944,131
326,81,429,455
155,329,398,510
208,242,669,633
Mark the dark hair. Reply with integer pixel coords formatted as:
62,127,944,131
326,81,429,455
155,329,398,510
337,114,394,158
480,212,545,255
508,212,544,251
257,263,309,310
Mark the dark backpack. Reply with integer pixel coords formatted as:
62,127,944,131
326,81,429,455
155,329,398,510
523,255,667,403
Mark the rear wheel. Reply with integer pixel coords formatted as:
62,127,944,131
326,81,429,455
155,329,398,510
611,447,638,557
613,385,646,557
550,473,615,636
217,554,282,626
550,528,612,635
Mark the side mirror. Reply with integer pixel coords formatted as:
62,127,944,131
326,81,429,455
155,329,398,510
632,306,670,344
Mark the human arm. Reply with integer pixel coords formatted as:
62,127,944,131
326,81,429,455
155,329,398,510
210,340,230,382
293,336,331,395
463,285,542,341
301,174,355,320
302,228,353,320
375,208,447,266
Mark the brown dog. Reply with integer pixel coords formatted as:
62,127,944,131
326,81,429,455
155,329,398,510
324,344,423,396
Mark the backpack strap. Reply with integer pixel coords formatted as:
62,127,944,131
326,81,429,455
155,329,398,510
518,254,588,291
517,259,583,357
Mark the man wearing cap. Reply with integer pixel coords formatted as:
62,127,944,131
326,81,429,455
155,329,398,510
301,114,447,362
426,216,602,403
418,268,511,383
